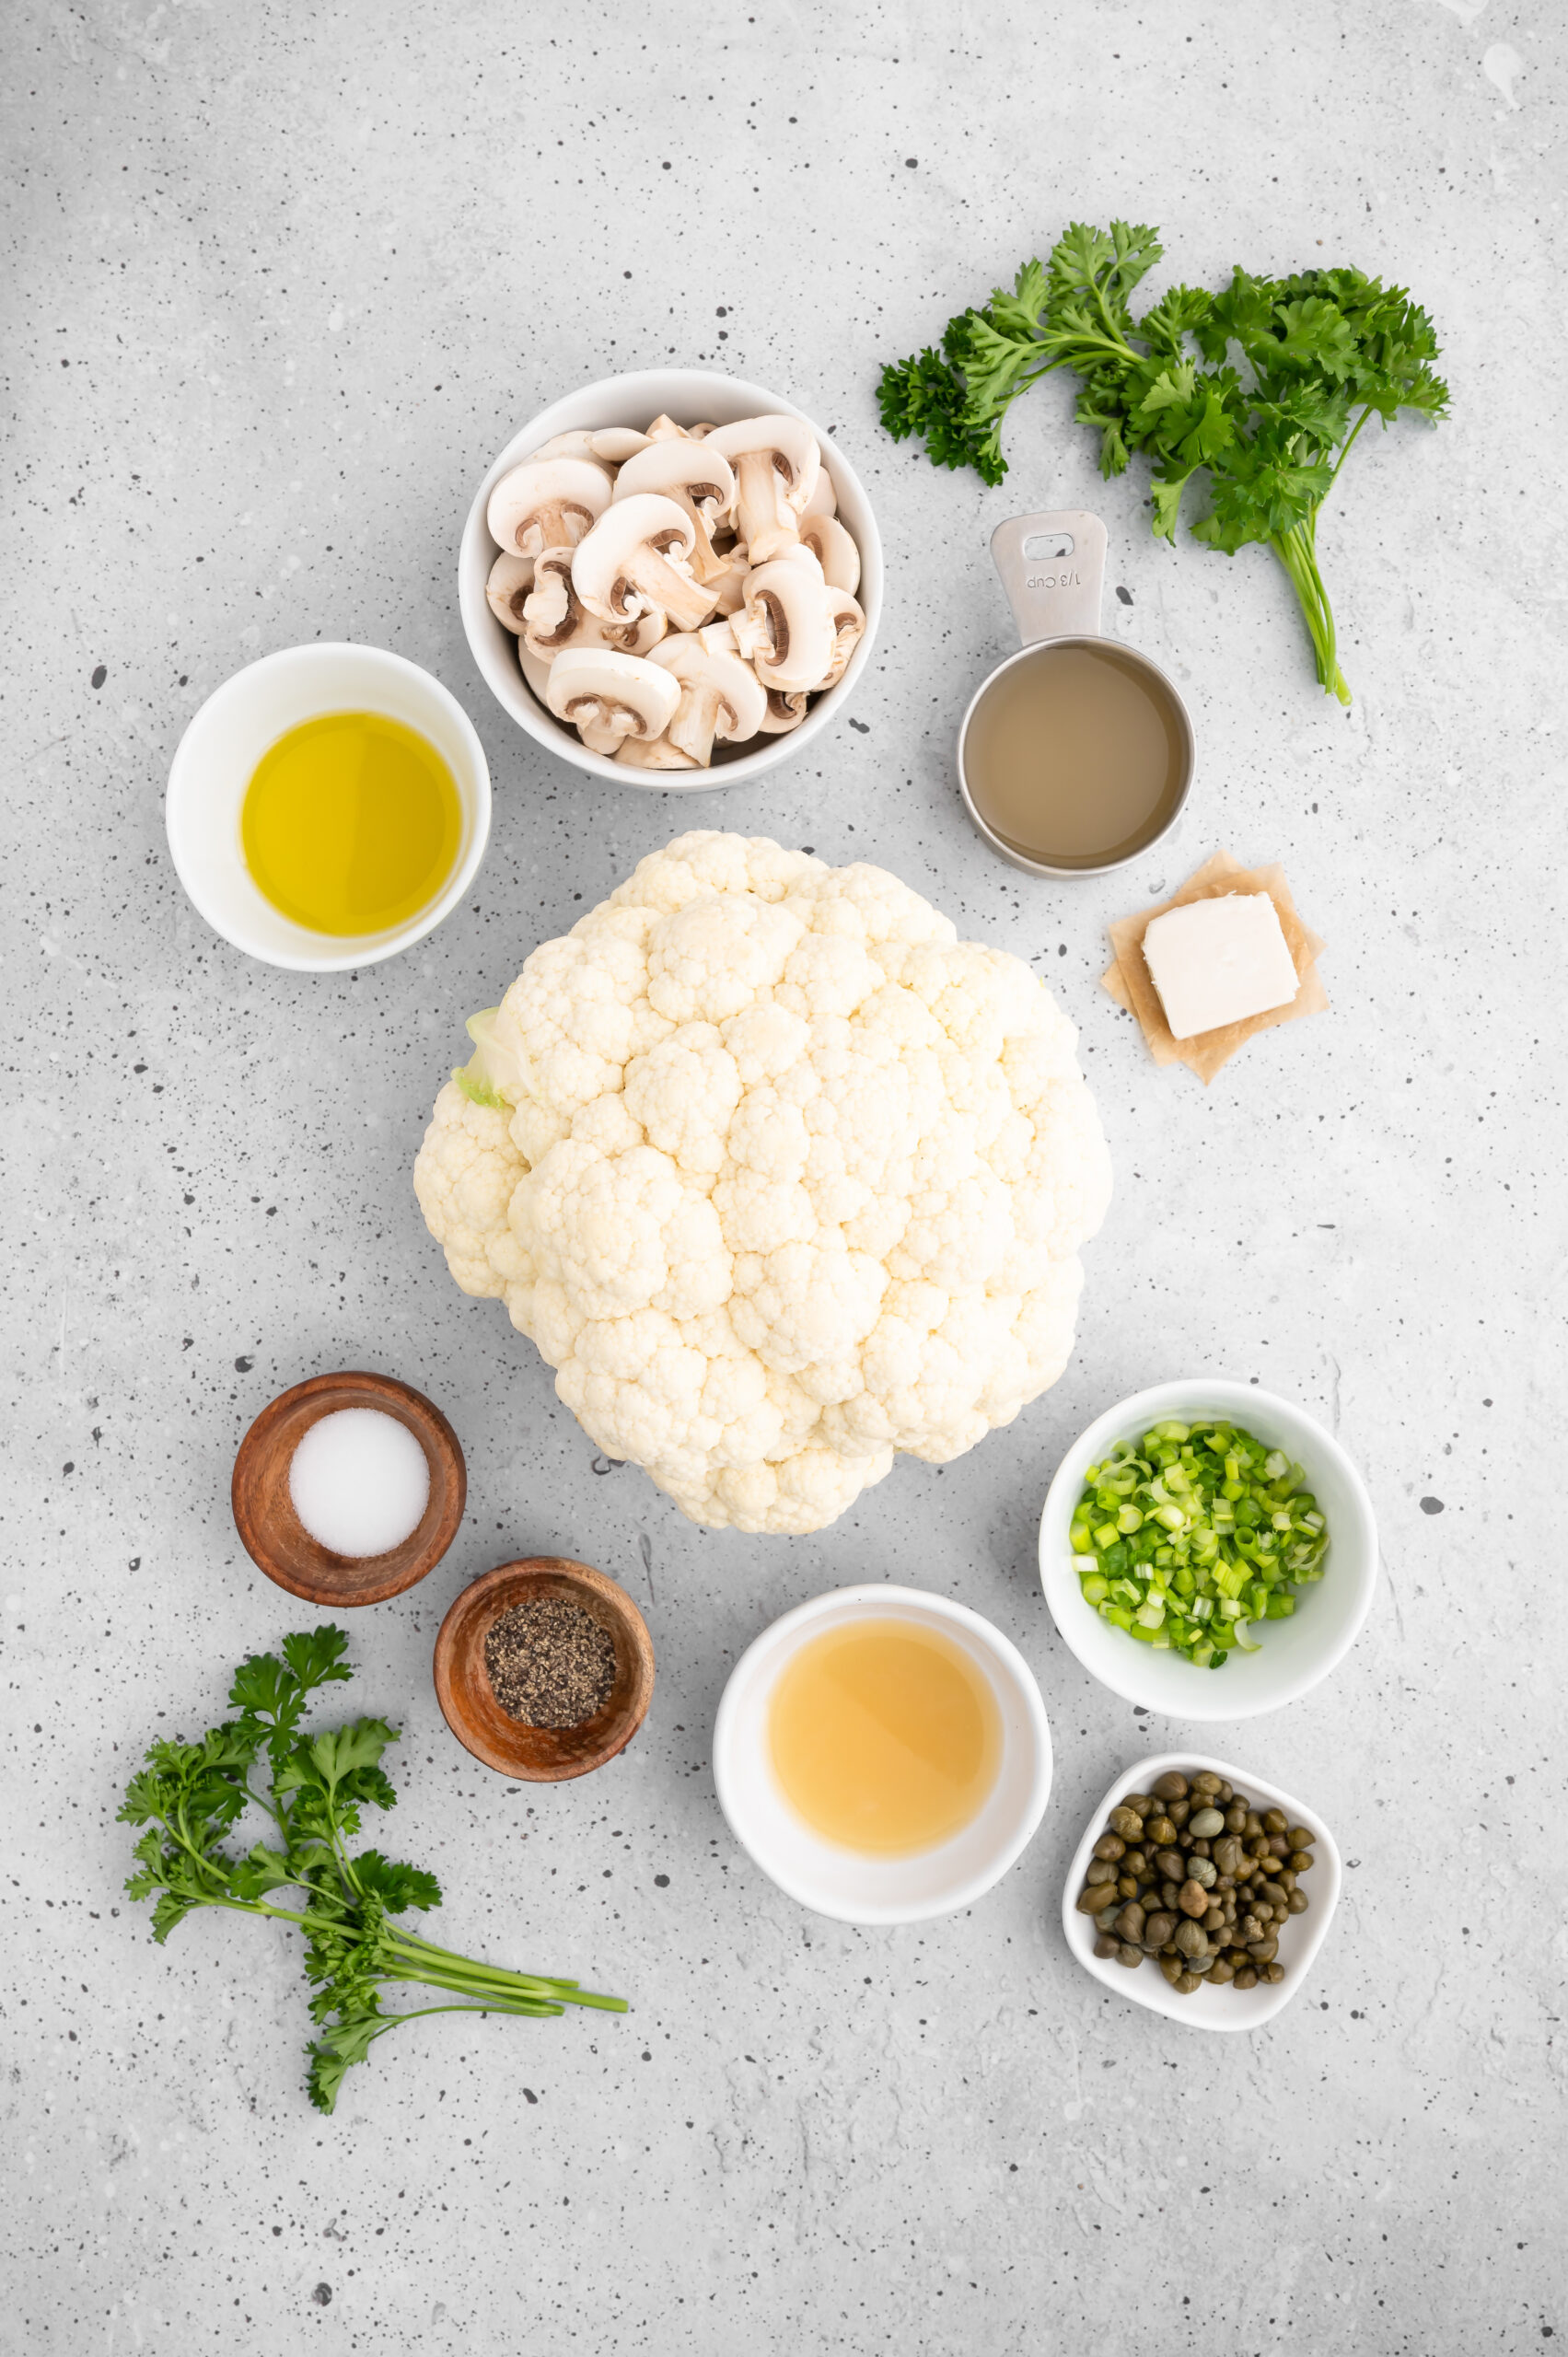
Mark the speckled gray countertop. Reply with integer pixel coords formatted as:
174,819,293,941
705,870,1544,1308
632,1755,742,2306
3,4,1564,2351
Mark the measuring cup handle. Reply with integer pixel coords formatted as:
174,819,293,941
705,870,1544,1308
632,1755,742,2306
990,511,1108,644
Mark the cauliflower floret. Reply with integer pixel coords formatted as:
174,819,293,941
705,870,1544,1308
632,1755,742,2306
413,831,1111,1535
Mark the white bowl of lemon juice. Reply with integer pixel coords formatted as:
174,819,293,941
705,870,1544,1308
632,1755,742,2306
166,643,491,970
713,1585,1052,1925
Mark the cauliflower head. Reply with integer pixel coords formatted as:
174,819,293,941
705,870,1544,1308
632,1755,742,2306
414,831,1111,1534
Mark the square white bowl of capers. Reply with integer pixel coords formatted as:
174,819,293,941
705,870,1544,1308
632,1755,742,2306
1062,1753,1342,2030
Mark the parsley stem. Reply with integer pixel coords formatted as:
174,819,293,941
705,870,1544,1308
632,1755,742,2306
1271,517,1352,705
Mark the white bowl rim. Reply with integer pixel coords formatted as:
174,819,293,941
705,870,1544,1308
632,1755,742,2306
713,1581,1052,1926
1060,1748,1343,2031
165,640,493,972
1039,1378,1378,1721
458,365,883,793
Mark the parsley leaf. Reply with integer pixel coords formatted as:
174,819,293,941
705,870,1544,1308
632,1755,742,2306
877,222,1447,702
122,1627,626,2112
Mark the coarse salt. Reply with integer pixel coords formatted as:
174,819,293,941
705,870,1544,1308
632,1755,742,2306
288,1408,431,1559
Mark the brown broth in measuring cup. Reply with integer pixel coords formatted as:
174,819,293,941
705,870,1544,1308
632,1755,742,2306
961,639,1188,872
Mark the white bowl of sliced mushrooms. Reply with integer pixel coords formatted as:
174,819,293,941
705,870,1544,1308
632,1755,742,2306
459,368,881,788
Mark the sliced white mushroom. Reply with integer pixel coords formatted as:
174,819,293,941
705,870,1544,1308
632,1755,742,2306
728,555,835,694
544,647,680,755
688,422,717,439
517,637,556,708
703,416,820,562
486,550,535,633
814,590,866,691
571,493,717,635
697,616,740,655
615,731,699,771
591,426,650,465
488,457,612,561
649,631,767,767
528,429,604,466
798,512,860,595
522,548,667,662
645,413,693,443
755,687,808,735
612,440,737,584
801,458,838,519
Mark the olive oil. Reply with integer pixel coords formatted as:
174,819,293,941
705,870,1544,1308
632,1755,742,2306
963,640,1187,870
768,1619,1001,1856
241,711,461,935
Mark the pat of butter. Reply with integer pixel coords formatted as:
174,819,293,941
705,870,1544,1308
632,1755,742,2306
1141,892,1299,1040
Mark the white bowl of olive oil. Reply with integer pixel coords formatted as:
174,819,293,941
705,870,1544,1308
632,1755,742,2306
713,1584,1052,1925
166,643,491,971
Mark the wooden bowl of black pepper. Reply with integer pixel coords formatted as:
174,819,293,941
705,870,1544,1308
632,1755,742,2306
433,1557,655,1782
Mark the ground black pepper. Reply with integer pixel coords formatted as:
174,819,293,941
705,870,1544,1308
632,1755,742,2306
484,1596,617,1728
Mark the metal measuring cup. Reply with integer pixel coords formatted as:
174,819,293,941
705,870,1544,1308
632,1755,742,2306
956,510,1194,879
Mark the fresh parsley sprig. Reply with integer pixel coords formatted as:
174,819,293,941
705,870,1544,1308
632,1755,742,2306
877,222,1447,703
119,1625,625,2114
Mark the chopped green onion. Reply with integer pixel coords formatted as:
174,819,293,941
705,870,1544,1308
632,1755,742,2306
1069,1417,1329,1670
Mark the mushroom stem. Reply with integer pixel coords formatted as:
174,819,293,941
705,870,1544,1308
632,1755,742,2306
617,539,717,634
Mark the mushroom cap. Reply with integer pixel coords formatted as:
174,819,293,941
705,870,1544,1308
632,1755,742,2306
816,590,866,691
798,513,860,595
649,629,767,762
571,493,703,626
801,459,837,520
517,637,555,707
614,731,698,770
528,430,606,466
544,647,680,744
591,427,650,464
522,549,666,662
755,686,808,735
488,457,612,557
613,439,737,520
703,415,820,509
645,413,693,443
731,557,835,694
486,550,535,633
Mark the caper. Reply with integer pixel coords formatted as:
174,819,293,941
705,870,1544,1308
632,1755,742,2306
1262,1961,1284,1984
1277,1869,1297,1897
1188,1806,1225,1840
1214,1835,1242,1876
1208,1957,1236,1985
1109,1806,1142,1840
1267,1834,1291,1861
1244,1811,1264,1840
1124,1794,1156,1816
1202,1904,1225,1933
1152,1771,1190,1802
1093,1931,1121,1959
1215,1781,1234,1804
1186,1855,1217,1889
1159,1953,1184,1985
1260,1879,1288,1908
1248,1836,1273,1862
1144,1815,1179,1848
1286,1827,1314,1852
1121,1847,1148,1877
1117,1873,1139,1899
1085,1859,1117,1887
1117,1942,1143,1968
1225,1802,1249,1832
1233,1966,1258,1991
1171,1917,1204,1957
1287,1887,1309,1915
1155,1849,1185,1881
1144,1911,1176,1947
1191,1771,1224,1798
1083,1883,1121,1914
1116,1901,1146,1941
1247,1934,1279,1963
1173,1970,1201,1994
1167,1798,1191,1828
1161,1880,1182,1910
1289,1850,1315,1875
1262,1807,1288,1836
1178,1880,1210,1918
1239,1914,1264,1944
1092,1833,1125,1863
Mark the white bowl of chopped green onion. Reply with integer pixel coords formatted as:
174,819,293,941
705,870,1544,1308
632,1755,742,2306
1039,1382,1377,1721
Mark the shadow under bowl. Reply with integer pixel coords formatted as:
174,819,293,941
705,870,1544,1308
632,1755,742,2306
433,1558,655,1782
231,1370,467,1608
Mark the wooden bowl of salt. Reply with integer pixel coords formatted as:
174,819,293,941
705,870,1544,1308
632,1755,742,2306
231,1369,466,1607
434,1558,655,1782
